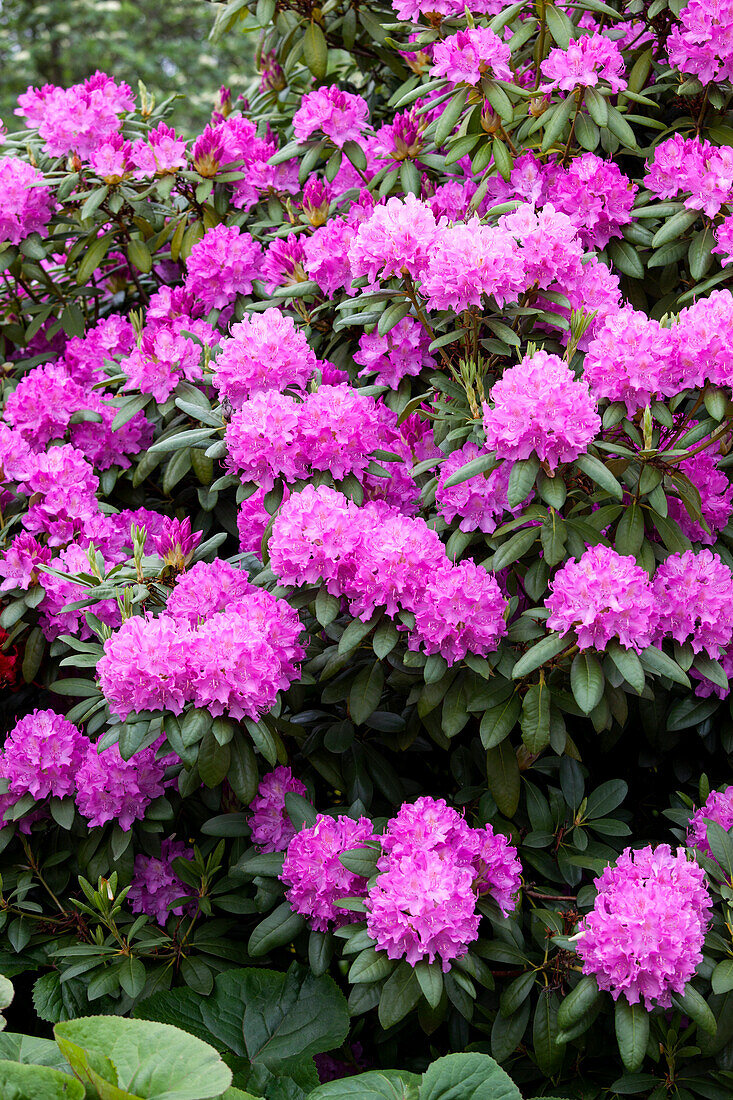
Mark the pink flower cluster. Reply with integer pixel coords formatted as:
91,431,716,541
128,839,195,926
431,27,512,85
224,384,384,490
646,134,733,218
483,351,600,471
280,813,377,931
577,845,712,1008
0,157,54,245
184,224,263,312
293,85,370,148
420,219,526,313
269,485,507,664
667,0,733,84
366,797,520,970
213,308,317,404
652,550,733,658
131,122,188,178
120,317,217,404
0,709,169,833
687,786,733,854
98,560,304,722
16,72,134,158
436,443,519,534
540,33,627,94
546,545,658,653
249,767,309,853
354,316,435,388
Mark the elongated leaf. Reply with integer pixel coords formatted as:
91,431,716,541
512,634,567,679
570,652,604,714
614,996,649,1072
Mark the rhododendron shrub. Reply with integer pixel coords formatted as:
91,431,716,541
3,0,733,1093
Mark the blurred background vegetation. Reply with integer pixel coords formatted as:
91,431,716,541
0,0,256,133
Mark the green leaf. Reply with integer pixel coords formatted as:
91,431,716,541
480,694,520,750
638,645,690,689
307,1071,420,1100
533,989,563,1077
557,976,601,1031
614,996,650,1072
492,527,538,571
575,454,624,501
54,1016,231,1099
315,589,341,627
420,1053,521,1100
339,846,380,877
415,962,443,1009
671,985,717,1035
570,652,604,715
349,664,384,726
248,903,305,957
541,95,576,152
127,237,152,274
486,741,520,816
442,451,496,489
378,963,421,1030
512,633,567,679
303,22,328,79
507,456,538,508
198,729,230,789
434,87,468,148
285,792,317,831
608,239,644,280
688,227,714,281
520,682,551,754
704,822,733,880
138,965,349,1076
0,1060,84,1099
22,626,45,684
712,959,733,996
607,642,645,694
348,948,394,984
651,207,700,249
76,232,114,284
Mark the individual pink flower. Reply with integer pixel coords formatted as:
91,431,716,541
293,85,369,147
577,845,712,1008
540,33,626,93
483,351,600,470
249,767,310,852
431,27,512,85
652,549,733,657
546,545,658,652
281,813,377,931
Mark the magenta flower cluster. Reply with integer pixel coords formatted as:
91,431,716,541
577,845,712,1008
98,560,304,722
127,839,195,926
249,766,309,853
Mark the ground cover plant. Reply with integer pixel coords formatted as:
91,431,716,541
1,0,733,1095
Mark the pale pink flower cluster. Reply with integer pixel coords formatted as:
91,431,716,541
97,561,304,722
0,157,54,245
483,351,600,470
119,317,217,403
645,134,733,218
75,740,168,831
540,33,627,94
420,220,526,312
349,194,441,285
293,85,370,148
366,797,520,970
546,545,658,653
431,27,512,85
249,766,309,853
16,71,134,158
184,224,263,311
213,308,317,404
280,813,377,931
577,845,712,1008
